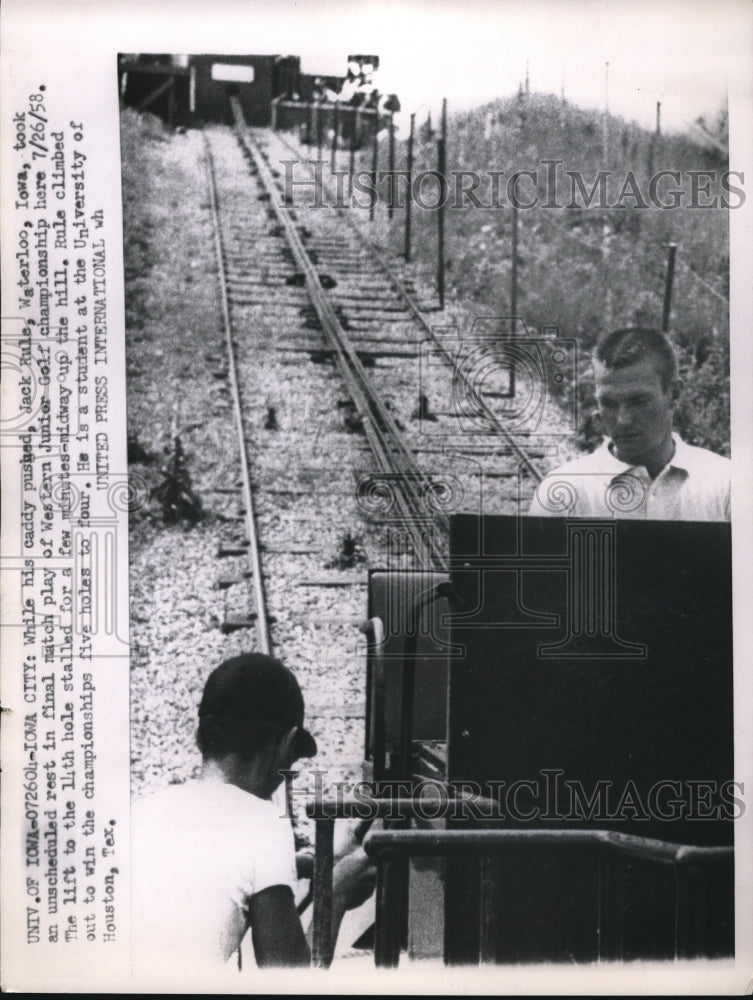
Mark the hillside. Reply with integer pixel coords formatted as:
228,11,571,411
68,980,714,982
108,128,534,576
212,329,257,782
372,92,731,455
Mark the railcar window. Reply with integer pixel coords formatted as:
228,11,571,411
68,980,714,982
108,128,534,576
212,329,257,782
211,63,255,83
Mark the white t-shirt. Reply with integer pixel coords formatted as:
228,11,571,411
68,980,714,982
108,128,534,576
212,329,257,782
131,776,297,975
528,434,730,521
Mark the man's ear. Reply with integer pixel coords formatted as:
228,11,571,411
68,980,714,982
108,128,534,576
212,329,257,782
670,377,684,405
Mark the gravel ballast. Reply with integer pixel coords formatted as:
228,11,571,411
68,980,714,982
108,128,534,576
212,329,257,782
123,110,580,845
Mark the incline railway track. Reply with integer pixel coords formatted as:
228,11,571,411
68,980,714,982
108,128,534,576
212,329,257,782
268,123,551,487
198,102,562,797
232,109,449,572
204,134,273,651
202,121,376,706
228,96,556,562
255,110,553,486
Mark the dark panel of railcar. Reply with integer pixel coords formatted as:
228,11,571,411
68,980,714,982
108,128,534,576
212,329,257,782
445,514,734,962
118,58,192,127
366,571,450,776
190,54,300,125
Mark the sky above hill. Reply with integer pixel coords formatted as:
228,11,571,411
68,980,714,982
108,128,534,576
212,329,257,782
127,0,749,136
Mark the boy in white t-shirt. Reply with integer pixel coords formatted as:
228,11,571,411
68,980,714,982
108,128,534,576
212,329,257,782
132,653,374,974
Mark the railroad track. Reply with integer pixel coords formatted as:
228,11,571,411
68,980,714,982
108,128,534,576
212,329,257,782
228,104,558,532
202,124,377,737
233,102,460,570
204,133,272,650
198,106,569,831
200,97,565,645
269,124,550,484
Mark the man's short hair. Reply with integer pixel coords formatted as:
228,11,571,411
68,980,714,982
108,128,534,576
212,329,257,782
594,327,678,390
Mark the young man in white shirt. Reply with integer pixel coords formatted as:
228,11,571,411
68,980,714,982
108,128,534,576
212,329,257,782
529,327,730,520
131,652,375,976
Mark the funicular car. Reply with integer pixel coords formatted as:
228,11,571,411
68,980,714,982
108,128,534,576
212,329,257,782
310,514,735,966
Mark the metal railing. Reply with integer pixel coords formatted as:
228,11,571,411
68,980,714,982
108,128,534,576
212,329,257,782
303,797,733,967
361,827,733,966
306,794,500,967
271,96,381,147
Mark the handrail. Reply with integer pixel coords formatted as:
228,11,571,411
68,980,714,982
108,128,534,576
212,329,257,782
307,795,500,967
363,826,732,864
362,826,732,966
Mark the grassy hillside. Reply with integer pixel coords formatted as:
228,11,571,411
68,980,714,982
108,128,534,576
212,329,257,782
372,92,731,455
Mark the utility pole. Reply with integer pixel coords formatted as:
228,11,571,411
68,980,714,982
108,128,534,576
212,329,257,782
437,98,447,309
404,113,415,262
603,61,609,161
662,243,677,332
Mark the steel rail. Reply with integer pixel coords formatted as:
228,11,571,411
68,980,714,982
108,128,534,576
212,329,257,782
203,132,272,653
272,129,547,483
232,107,445,559
230,98,449,570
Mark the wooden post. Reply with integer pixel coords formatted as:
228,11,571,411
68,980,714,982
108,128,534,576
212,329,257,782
437,98,447,309
662,242,677,332
603,61,610,161
167,77,175,129
370,116,379,222
509,204,519,396
511,204,519,321
656,101,661,136
348,107,357,201
316,101,322,160
311,817,335,967
308,100,315,148
405,112,415,262
388,111,395,220
331,102,339,171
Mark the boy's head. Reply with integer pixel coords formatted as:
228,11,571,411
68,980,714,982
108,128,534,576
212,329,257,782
196,653,317,765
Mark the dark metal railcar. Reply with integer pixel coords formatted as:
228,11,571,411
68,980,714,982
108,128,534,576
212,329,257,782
118,51,396,148
118,54,193,127
119,52,301,127
311,514,735,966
188,54,300,126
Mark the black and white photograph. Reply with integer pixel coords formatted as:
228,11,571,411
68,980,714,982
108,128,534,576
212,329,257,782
1,0,752,993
